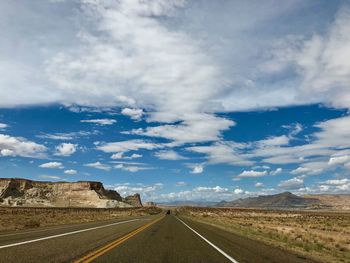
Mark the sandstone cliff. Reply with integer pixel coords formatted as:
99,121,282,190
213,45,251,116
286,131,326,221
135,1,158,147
122,194,142,207
0,178,142,208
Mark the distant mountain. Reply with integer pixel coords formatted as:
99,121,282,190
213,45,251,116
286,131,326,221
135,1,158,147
216,192,320,209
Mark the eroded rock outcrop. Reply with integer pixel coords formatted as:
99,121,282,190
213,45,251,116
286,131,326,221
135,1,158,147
0,178,142,208
123,193,143,207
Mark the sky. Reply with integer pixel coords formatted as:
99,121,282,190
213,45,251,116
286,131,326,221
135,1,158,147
0,0,350,203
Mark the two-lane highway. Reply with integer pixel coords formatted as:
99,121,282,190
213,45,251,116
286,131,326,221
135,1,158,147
0,213,320,263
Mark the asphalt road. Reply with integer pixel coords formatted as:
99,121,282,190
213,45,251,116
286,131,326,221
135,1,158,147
0,213,320,263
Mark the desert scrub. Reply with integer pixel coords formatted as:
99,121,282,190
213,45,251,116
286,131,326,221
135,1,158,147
178,207,350,263
0,206,162,232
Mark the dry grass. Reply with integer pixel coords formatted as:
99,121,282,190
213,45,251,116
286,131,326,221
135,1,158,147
178,207,350,263
0,206,162,232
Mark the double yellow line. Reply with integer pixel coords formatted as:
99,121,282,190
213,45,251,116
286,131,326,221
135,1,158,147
74,216,165,263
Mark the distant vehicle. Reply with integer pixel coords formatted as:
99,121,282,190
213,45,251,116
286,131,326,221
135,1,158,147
166,210,171,215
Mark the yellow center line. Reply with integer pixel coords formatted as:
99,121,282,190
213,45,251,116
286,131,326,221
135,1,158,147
74,215,165,263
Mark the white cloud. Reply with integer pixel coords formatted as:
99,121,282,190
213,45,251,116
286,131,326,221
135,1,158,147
55,143,77,156
328,155,350,165
128,114,234,145
0,123,8,129
234,188,244,194
175,181,188,187
38,130,99,140
110,152,143,160
254,182,264,188
39,162,64,169
278,177,304,189
64,169,77,175
0,134,47,158
323,179,349,186
258,135,289,147
154,150,187,160
237,170,267,178
190,164,204,174
265,6,350,110
111,183,163,200
114,163,152,173
270,167,282,176
84,161,111,171
97,139,160,153
121,108,143,121
317,178,350,193
290,167,310,175
81,119,116,125
187,141,252,166
159,185,244,202
0,149,14,156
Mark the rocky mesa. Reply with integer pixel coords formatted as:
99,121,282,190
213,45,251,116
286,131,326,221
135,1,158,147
0,178,142,208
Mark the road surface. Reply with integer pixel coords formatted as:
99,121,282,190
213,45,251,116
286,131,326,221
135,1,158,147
0,213,320,263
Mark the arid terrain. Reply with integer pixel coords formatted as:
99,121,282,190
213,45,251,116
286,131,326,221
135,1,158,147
0,206,161,232
178,207,350,263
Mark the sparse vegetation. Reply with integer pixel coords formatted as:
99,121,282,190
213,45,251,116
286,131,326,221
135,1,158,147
178,207,350,263
0,206,162,232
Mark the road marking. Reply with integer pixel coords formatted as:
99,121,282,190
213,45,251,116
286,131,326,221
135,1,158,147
176,217,239,263
0,217,149,238
74,216,165,263
0,218,142,249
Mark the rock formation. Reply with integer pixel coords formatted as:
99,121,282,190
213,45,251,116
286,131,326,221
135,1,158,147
122,193,143,207
0,178,142,208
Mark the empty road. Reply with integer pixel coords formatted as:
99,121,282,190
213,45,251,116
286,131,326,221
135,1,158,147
0,213,320,263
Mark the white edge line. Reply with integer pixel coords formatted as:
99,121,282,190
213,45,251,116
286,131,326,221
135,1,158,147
0,218,142,249
176,217,239,263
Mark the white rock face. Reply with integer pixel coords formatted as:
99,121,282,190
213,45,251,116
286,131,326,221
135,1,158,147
0,178,140,208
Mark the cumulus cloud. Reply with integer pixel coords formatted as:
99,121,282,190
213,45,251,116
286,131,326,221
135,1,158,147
0,134,47,158
237,170,267,178
121,108,143,121
64,169,77,175
278,177,304,189
234,188,244,194
110,152,142,160
111,183,163,200
189,164,204,174
158,185,245,202
317,178,350,193
154,150,187,160
0,123,8,129
84,161,111,171
39,162,64,169
254,182,264,188
55,143,77,156
81,119,116,125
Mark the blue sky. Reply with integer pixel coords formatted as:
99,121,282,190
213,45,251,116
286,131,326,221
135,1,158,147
1,0,350,202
